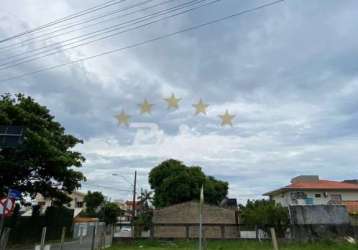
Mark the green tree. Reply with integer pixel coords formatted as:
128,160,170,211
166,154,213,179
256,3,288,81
239,199,289,236
100,202,122,225
83,191,105,216
149,159,228,208
0,93,85,204
135,189,154,233
138,189,153,210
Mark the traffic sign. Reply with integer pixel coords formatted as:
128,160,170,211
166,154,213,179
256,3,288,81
8,189,21,200
0,198,15,217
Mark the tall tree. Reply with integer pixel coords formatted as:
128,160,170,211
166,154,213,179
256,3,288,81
0,93,85,204
149,159,228,208
83,191,105,216
138,189,153,210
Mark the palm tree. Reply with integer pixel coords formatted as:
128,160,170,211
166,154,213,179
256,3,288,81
138,189,153,210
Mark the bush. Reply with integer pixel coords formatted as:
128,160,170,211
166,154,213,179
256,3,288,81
239,199,289,237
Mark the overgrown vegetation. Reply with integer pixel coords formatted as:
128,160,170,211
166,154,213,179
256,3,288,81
239,199,289,237
108,239,357,250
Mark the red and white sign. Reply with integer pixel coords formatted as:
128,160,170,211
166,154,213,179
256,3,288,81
0,198,15,217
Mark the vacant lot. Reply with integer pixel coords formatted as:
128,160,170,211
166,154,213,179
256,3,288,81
109,240,357,250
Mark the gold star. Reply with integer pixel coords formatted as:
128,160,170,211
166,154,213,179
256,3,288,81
138,99,153,114
219,110,235,127
193,99,209,115
115,110,130,126
164,93,181,109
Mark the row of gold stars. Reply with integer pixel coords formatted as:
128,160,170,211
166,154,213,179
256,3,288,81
115,93,235,127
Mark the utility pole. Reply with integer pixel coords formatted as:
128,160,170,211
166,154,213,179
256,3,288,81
131,171,137,238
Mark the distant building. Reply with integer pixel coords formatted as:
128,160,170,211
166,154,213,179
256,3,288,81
113,199,127,211
264,175,358,214
152,201,239,239
32,191,86,217
220,198,238,210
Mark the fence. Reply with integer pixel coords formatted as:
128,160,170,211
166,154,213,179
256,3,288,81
114,223,358,241
1,222,113,250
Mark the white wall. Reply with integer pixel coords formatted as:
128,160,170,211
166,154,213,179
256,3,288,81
271,190,358,207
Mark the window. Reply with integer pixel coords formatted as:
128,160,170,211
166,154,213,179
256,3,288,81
305,198,314,205
330,194,342,201
76,202,84,208
315,193,321,198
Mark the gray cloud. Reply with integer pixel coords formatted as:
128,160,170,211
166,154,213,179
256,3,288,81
1,0,358,203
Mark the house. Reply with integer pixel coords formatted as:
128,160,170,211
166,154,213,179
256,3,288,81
264,175,358,214
152,201,239,239
220,198,238,210
32,191,86,217
124,200,142,218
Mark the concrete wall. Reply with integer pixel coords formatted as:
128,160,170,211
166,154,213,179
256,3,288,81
290,205,350,225
153,201,238,239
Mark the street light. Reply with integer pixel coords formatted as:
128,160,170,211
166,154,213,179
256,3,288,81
112,171,137,238
0,125,24,148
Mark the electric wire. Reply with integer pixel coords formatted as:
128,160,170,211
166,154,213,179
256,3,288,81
0,0,165,51
0,0,129,43
0,0,284,83
0,0,208,68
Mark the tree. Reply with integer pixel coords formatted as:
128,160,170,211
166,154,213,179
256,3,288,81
138,189,153,210
0,94,85,204
135,189,154,232
239,199,289,236
149,159,228,208
100,202,122,225
83,191,105,216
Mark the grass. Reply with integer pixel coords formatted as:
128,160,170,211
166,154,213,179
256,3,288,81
108,239,358,250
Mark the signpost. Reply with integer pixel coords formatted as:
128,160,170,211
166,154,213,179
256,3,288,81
0,189,21,239
198,185,204,250
0,125,24,240
0,198,15,217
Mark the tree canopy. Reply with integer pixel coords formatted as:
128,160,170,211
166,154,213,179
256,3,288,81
0,93,85,204
84,191,105,216
100,202,122,225
149,159,228,208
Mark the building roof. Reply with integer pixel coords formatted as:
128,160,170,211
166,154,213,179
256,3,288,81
74,217,99,223
342,201,358,215
264,179,358,196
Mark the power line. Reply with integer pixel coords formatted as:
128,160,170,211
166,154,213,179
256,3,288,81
0,0,284,83
0,0,130,44
0,0,163,51
113,173,134,187
83,182,132,192
0,0,209,68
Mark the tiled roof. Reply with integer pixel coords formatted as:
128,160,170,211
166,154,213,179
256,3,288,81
264,180,358,196
342,201,358,214
287,180,358,190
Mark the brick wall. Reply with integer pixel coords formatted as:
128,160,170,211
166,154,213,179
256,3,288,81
152,201,239,239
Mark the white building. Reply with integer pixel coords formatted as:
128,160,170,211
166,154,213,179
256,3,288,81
33,191,86,217
264,175,358,214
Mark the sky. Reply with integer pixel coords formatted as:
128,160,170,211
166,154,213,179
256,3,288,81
1,0,358,204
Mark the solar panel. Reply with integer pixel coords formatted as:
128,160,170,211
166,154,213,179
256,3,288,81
0,125,23,135
0,125,24,148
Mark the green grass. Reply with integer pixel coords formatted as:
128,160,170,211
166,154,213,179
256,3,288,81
108,239,357,250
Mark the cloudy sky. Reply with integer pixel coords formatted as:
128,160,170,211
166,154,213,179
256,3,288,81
1,0,358,204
